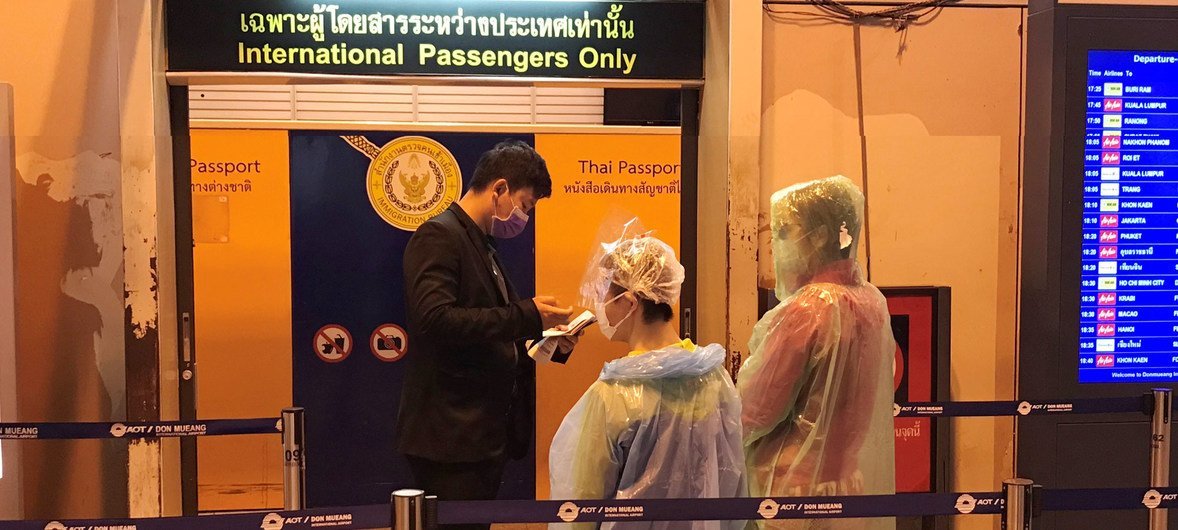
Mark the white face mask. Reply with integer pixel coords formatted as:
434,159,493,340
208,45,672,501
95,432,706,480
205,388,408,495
773,236,809,300
595,292,635,340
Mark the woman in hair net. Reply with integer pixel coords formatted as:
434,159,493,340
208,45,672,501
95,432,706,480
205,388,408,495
550,226,745,530
740,176,895,530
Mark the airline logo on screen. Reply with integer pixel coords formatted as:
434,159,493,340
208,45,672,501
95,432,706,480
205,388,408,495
345,135,463,231
1104,99,1124,112
1100,214,1119,227
1103,131,1123,150
1097,308,1116,321
1096,354,1115,367
1098,293,1117,305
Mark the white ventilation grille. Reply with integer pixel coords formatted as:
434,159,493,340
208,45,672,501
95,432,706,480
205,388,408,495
536,87,604,125
189,85,604,125
297,85,414,122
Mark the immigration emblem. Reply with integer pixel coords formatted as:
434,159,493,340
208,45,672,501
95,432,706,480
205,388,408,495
343,135,461,231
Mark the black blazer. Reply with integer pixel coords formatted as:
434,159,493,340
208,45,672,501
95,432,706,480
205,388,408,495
395,204,542,463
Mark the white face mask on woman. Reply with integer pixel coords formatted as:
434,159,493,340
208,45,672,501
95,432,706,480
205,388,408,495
595,291,636,340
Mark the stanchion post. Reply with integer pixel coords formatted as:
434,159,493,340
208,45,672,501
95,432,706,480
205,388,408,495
1151,388,1171,530
282,407,307,510
1003,479,1036,530
392,489,425,530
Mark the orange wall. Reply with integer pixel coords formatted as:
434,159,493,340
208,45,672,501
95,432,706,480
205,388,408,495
1,0,141,518
533,133,681,499
190,129,292,510
760,8,1024,529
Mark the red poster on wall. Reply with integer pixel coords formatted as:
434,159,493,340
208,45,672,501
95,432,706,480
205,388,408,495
884,287,950,530
887,294,935,492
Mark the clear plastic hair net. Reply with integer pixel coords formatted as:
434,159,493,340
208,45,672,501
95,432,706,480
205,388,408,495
579,218,685,308
550,342,746,530
739,176,896,530
769,175,864,300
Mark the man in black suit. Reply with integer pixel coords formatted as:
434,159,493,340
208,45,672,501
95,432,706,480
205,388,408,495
396,140,574,527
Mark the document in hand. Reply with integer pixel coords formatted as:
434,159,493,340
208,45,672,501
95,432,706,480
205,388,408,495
542,310,596,337
528,310,596,364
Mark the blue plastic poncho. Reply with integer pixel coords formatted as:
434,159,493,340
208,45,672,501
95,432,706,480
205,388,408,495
550,342,747,530
739,176,896,530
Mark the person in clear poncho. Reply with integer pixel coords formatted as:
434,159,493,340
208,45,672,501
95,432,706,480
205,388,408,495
550,227,746,530
740,177,895,530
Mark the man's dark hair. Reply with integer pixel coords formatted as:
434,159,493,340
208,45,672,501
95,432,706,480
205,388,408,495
469,140,552,199
606,283,674,324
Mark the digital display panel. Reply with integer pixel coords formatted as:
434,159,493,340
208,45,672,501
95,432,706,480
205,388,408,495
1081,50,1178,383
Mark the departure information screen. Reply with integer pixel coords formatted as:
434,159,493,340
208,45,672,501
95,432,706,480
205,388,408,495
1081,50,1178,383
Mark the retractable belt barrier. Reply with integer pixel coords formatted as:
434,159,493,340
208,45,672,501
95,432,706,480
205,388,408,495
3,487,1178,530
436,487,1178,525
0,408,310,512
0,392,1168,528
438,492,1005,524
0,419,281,440
0,504,390,530
893,395,1149,418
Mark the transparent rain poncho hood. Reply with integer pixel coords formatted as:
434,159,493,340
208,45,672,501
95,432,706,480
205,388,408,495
550,342,746,530
739,176,896,530
579,218,685,309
